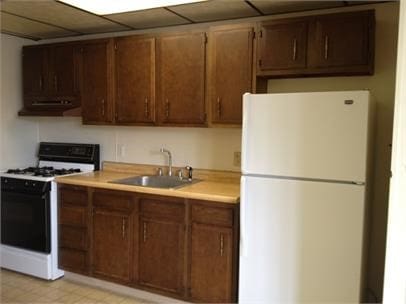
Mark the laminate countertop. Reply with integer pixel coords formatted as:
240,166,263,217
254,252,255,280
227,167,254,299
55,170,240,204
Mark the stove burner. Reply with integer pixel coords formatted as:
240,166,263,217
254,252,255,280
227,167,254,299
6,166,81,177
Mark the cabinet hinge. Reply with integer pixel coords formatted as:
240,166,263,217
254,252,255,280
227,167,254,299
258,59,262,67
259,30,263,38
252,31,256,39
204,34,208,44
114,44,117,50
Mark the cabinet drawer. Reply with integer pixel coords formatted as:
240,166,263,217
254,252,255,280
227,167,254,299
60,205,87,227
93,190,133,211
59,185,88,206
140,196,185,222
60,226,87,250
59,248,88,272
192,204,234,227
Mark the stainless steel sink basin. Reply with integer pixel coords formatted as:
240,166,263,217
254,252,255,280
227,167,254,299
110,175,200,189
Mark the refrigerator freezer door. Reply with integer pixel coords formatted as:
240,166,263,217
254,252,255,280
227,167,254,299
242,91,370,183
239,176,366,303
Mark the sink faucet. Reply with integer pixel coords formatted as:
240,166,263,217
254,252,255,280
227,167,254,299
160,148,172,176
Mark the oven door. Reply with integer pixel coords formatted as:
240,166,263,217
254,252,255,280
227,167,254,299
1,186,51,253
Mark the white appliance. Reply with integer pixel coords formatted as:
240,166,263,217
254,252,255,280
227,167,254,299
0,142,99,280
239,91,372,303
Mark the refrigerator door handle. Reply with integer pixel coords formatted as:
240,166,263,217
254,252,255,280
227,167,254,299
240,176,248,257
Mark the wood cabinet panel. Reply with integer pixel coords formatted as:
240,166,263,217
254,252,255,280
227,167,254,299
191,204,234,227
81,39,114,124
258,20,307,71
208,25,253,125
60,226,87,250
156,32,206,126
93,209,132,283
59,205,87,227
139,218,185,294
93,190,133,211
59,248,88,273
59,185,87,206
190,223,233,303
115,36,155,124
23,46,47,100
308,10,374,73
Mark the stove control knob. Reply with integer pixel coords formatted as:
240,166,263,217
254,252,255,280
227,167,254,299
32,182,36,187
25,181,29,186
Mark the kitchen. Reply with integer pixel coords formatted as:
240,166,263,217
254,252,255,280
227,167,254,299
0,0,402,303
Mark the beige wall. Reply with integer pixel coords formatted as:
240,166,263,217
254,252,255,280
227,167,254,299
266,2,399,301
0,34,38,170
0,1,399,301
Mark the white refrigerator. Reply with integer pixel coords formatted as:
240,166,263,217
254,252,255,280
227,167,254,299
239,91,372,304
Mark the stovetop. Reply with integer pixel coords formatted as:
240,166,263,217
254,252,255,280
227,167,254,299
6,166,82,177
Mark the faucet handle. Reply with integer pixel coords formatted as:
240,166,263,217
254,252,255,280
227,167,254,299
157,167,163,176
185,166,193,181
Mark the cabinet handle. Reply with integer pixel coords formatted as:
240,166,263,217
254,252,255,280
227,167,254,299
165,99,170,118
54,75,58,91
292,38,297,61
220,234,224,257
324,35,329,60
217,97,221,118
144,97,149,118
39,76,43,91
143,222,147,242
122,218,126,239
101,99,105,116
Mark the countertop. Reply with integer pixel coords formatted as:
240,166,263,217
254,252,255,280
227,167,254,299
55,170,240,204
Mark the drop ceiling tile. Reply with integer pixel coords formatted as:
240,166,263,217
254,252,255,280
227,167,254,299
106,8,190,29
1,11,77,39
250,1,345,15
1,0,129,34
169,0,260,22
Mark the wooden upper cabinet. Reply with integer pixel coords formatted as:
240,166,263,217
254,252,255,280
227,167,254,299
23,46,48,99
81,39,114,124
208,25,254,125
307,10,374,74
258,20,307,73
50,44,80,99
115,36,155,124
257,10,374,77
22,44,80,110
156,32,206,126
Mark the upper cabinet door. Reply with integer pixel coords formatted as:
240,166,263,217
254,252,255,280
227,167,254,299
50,44,79,101
115,36,156,124
23,46,48,99
307,10,374,73
208,25,254,125
258,20,307,72
156,32,206,126
81,39,114,124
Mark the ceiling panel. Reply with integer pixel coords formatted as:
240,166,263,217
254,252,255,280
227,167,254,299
106,8,190,29
249,1,345,15
1,0,130,34
169,0,260,22
1,11,77,39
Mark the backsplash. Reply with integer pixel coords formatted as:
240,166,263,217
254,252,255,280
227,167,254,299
37,117,242,171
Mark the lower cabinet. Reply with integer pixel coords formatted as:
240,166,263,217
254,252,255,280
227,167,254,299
58,186,238,303
138,195,186,295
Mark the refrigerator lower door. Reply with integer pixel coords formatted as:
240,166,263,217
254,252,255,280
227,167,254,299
239,176,366,304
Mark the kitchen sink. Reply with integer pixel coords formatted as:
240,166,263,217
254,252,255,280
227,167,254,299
110,175,200,189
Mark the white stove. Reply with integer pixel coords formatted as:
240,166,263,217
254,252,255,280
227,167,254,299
0,142,99,280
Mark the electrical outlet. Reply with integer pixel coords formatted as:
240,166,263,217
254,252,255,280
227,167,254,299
233,151,241,167
117,144,126,157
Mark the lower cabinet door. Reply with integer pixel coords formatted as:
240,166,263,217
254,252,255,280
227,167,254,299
139,218,185,295
190,223,234,303
92,209,132,282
